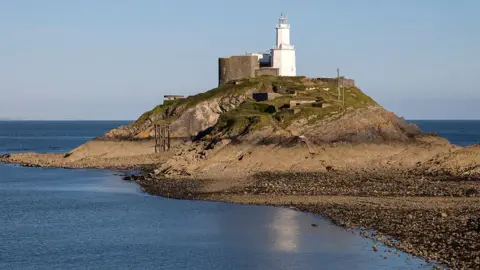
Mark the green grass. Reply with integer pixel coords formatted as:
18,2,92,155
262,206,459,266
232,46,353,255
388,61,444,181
131,80,259,128
163,100,177,106
264,96,292,108
274,105,341,129
211,101,275,137
131,76,378,132
342,86,377,108
133,104,168,127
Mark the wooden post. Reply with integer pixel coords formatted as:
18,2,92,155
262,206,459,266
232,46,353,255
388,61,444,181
154,124,157,153
160,126,164,152
167,125,171,151
163,125,167,152
153,124,171,153
337,68,340,101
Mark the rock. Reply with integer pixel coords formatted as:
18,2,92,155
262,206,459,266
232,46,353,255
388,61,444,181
465,188,479,197
103,125,135,139
311,223,319,227
170,96,246,138
440,212,448,218
103,94,245,140
21,163,40,168
466,216,480,231
299,106,422,143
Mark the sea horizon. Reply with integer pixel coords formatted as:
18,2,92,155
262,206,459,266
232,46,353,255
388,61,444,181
1,119,480,122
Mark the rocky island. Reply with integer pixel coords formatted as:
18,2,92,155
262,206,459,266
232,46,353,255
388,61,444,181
2,75,479,269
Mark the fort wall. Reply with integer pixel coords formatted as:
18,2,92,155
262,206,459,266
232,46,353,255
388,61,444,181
255,67,279,77
218,55,357,87
218,55,259,85
314,77,356,87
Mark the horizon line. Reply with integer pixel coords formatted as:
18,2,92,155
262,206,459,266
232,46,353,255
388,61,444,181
1,119,480,122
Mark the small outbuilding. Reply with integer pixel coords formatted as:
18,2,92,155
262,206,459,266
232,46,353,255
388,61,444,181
289,98,316,107
273,85,297,96
290,97,330,108
252,92,279,102
164,95,185,101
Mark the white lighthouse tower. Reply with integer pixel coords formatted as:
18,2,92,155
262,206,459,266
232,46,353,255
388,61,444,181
271,13,296,76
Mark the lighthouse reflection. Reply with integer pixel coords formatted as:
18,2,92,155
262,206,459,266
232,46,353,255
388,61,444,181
270,208,300,252
267,207,360,253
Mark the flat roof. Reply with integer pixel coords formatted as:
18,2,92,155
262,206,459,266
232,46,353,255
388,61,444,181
291,97,317,101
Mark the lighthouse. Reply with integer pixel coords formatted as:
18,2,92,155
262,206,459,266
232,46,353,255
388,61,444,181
271,13,296,76
218,14,298,85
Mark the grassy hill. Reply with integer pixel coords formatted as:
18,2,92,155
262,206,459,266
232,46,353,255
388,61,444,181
129,76,377,138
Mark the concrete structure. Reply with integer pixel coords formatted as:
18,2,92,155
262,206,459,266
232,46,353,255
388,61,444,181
164,95,185,101
252,92,278,102
255,67,279,77
252,92,270,102
290,99,316,107
289,97,329,108
163,95,185,106
314,77,356,87
218,14,296,85
273,85,297,95
312,102,331,108
218,56,259,85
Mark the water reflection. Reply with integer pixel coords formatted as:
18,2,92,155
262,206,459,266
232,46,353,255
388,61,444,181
270,208,299,252
10,172,143,195
1,164,435,270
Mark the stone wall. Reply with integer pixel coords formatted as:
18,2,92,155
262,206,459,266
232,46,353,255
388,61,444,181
314,77,356,87
255,67,279,77
218,55,259,85
290,99,316,107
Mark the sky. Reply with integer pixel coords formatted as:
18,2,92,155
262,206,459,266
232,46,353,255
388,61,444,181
0,0,479,120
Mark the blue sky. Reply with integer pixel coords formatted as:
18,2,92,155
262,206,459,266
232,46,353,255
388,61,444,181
0,0,479,120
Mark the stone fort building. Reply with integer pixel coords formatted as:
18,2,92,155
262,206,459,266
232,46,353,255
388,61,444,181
219,14,296,86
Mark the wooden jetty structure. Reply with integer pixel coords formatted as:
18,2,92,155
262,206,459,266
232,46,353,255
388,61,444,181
154,124,171,153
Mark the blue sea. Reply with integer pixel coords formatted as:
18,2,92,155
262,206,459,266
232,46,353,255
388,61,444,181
410,120,480,146
0,120,478,270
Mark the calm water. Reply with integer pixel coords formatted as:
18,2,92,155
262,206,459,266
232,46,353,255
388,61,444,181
0,121,131,154
1,120,478,270
410,120,480,146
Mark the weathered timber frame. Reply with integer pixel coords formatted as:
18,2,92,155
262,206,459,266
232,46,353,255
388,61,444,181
154,124,171,153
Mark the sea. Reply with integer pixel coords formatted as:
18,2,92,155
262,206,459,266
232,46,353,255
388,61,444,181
0,120,478,270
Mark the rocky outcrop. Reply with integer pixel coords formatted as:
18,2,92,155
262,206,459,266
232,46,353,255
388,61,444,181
104,95,246,140
422,144,480,176
169,95,246,138
290,106,421,143
101,76,421,146
46,76,474,180
104,125,137,139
